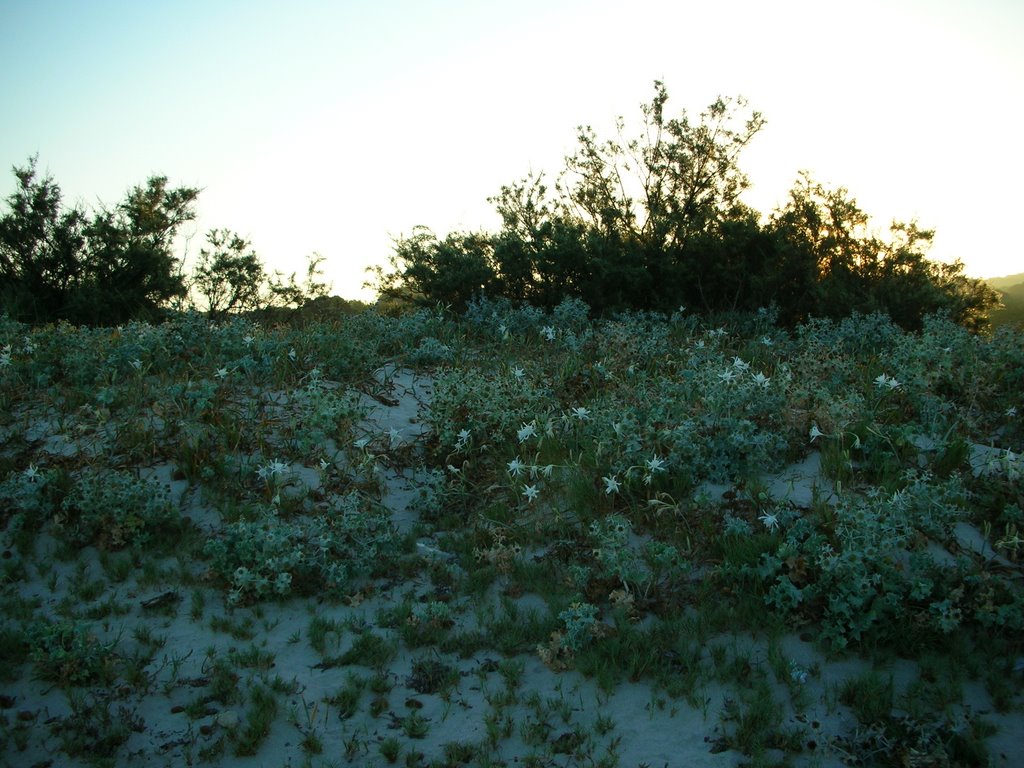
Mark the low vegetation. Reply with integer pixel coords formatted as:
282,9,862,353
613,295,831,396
0,301,1020,766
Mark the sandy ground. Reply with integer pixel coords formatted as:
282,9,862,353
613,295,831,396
3,367,1021,767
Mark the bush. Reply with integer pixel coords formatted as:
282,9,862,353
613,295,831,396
57,468,179,550
371,83,998,332
0,157,199,325
203,493,399,603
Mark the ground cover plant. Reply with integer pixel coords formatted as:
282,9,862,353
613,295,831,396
0,302,1021,767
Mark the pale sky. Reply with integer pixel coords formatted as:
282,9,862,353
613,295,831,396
2,0,1021,300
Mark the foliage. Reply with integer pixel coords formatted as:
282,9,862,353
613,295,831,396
29,619,119,686
0,156,199,325
0,298,1020,765
203,493,400,604
191,229,267,318
371,83,998,331
769,174,998,330
57,467,180,550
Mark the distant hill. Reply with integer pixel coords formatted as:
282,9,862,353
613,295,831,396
986,272,1024,328
986,272,1024,291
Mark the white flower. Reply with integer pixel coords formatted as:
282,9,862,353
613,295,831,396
354,437,371,450
455,428,471,449
809,423,825,442
541,326,556,342
644,455,667,483
751,371,770,388
288,348,297,361
507,457,526,477
23,464,40,482
511,366,526,380
243,334,255,346
517,422,537,442
874,373,900,390
1006,406,1018,418
260,459,288,478
215,366,230,379
759,511,780,532
447,464,461,474
646,455,666,474
602,475,620,494
130,359,143,370
731,356,749,371
761,335,773,347
694,339,705,350
539,464,555,477
319,458,329,471
387,427,401,447
718,369,737,384
570,406,591,421
522,484,539,503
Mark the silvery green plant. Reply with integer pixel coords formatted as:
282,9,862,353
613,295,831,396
587,514,686,598
558,601,600,652
289,378,363,453
428,366,551,453
203,492,398,604
757,471,973,648
58,467,178,550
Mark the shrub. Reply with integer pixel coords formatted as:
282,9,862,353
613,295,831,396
203,493,399,603
57,467,179,550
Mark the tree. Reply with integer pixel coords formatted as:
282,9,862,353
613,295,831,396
769,174,999,329
557,81,765,253
0,157,199,325
375,226,496,312
192,229,266,318
0,157,88,321
264,252,332,312
372,83,768,315
370,83,995,331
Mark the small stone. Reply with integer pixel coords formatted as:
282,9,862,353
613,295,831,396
215,710,239,729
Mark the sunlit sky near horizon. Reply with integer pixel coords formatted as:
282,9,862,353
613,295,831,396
2,0,1022,300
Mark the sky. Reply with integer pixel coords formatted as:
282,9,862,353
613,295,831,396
1,0,1022,300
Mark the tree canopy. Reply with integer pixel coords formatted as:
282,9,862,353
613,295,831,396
0,157,198,325
0,158,332,326
372,82,998,331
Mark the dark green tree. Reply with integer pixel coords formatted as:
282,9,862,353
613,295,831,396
558,82,765,254
0,157,199,325
375,226,496,312
371,83,996,331
769,173,998,329
264,252,332,313
192,229,266,318
0,157,88,321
